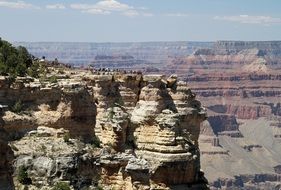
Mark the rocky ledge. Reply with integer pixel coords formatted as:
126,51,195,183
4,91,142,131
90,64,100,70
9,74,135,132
0,69,208,190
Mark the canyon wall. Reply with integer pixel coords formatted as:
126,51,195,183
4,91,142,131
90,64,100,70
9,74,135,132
0,69,208,190
178,41,281,189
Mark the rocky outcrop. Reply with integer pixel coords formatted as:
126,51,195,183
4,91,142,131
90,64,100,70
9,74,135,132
0,76,96,141
93,74,207,189
0,71,208,190
130,75,206,185
12,127,100,190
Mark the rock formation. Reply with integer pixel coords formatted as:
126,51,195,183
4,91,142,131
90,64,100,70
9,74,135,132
0,69,208,190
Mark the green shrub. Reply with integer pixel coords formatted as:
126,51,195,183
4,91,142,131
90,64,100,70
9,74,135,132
11,100,23,114
17,166,31,184
63,133,70,143
91,135,101,148
115,98,124,106
49,75,58,83
15,62,27,77
39,64,48,75
96,185,104,190
39,75,47,86
0,38,33,77
27,61,40,78
52,182,71,190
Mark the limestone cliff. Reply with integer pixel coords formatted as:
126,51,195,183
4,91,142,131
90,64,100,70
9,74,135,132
0,69,208,190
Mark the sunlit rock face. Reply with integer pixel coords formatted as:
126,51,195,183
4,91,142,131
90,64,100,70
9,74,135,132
129,75,206,186
0,70,208,190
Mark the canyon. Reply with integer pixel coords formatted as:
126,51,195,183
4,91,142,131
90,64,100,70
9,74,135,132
173,41,281,189
13,41,281,189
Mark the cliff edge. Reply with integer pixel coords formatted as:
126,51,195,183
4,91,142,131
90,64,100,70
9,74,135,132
0,68,208,190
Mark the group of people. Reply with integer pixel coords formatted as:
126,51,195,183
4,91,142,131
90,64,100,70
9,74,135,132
90,67,143,75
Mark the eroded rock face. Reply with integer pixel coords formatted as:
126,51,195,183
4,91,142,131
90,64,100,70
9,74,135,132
0,77,96,141
94,74,207,189
130,77,206,185
0,72,207,190
12,127,100,190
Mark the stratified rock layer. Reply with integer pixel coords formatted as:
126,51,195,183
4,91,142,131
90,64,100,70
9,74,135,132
172,41,281,189
0,71,208,190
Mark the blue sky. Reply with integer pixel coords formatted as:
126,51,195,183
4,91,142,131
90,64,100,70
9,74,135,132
0,0,281,42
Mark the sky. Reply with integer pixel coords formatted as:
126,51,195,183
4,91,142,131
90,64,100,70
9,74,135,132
0,0,281,42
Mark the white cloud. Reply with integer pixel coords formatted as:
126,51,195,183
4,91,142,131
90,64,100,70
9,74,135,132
83,9,111,15
70,0,152,17
46,4,65,10
0,0,39,9
165,13,189,17
214,15,281,24
70,0,132,14
94,0,132,11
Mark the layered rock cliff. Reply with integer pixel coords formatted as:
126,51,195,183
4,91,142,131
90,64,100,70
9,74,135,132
0,69,208,190
171,41,281,189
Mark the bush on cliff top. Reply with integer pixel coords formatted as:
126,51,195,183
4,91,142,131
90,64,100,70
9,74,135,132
0,37,46,78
